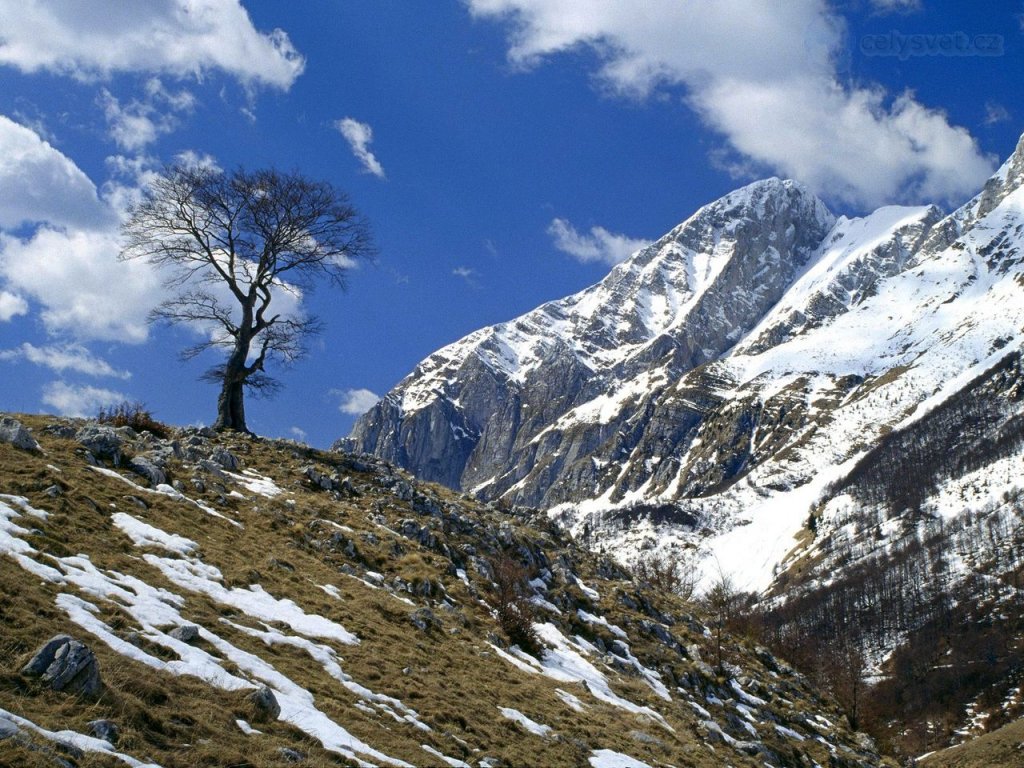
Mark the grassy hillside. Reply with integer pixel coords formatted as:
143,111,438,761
0,412,889,767
920,717,1024,768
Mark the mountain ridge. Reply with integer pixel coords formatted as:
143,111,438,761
342,128,1024,589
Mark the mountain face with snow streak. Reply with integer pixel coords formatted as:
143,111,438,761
342,179,834,491
342,132,1024,590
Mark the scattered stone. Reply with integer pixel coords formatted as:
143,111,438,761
854,732,877,752
0,416,41,452
338,476,359,496
42,423,77,439
208,447,239,471
129,455,167,486
246,685,281,721
0,715,19,740
113,426,138,441
410,607,441,632
126,496,148,510
630,730,663,747
22,634,102,697
392,478,414,501
303,465,335,491
75,425,123,464
278,747,306,763
497,521,514,546
169,625,200,643
197,459,227,479
87,719,119,745
43,485,63,497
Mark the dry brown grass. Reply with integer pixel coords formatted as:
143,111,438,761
0,413,892,767
920,717,1024,768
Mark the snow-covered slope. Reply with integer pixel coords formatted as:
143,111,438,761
342,132,1024,598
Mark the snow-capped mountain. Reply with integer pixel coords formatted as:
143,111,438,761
342,131,1024,595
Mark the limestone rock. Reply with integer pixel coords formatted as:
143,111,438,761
410,607,441,632
246,685,281,721
75,425,124,464
22,634,102,697
0,416,40,452
129,455,167,486
208,447,239,471
169,624,200,643
87,719,119,745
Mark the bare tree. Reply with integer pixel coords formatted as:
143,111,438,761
121,165,373,432
702,562,739,674
635,548,698,602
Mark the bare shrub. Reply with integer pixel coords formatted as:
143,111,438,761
490,555,541,656
97,401,170,439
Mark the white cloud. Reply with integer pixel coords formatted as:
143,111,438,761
99,79,195,151
173,150,221,171
334,388,380,416
0,117,165,341
0,115,112,229
0,226,161,342
42,381,128,417
288,426,308,442
0,343,130,379
336,118,386,179
0,0,304,89
467,0,996,208
985,102,1011,126
547,218,648,265
0,290,28,321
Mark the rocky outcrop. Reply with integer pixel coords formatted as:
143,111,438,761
0,416,40,452
22,635,102,698
75,425,125,464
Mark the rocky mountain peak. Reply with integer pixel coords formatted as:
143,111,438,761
974,130,1024,218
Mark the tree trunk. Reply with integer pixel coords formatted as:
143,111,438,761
214,336,250,432
214,377,247,432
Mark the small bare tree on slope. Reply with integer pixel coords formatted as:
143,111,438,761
121,165,373,432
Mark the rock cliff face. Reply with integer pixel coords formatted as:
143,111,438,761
343,179,836,499
341,133,1024,593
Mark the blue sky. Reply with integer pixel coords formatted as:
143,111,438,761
1,0,1022,447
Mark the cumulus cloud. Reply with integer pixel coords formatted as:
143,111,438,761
0,117,165,341
467,0,995,208
0,0,304,89
336,118,386,179
42,381,129,417
548,218,648,265
334,388,380,416
0,290,28,321
0,226,161,342
0,115,113,229
0,342,130,379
